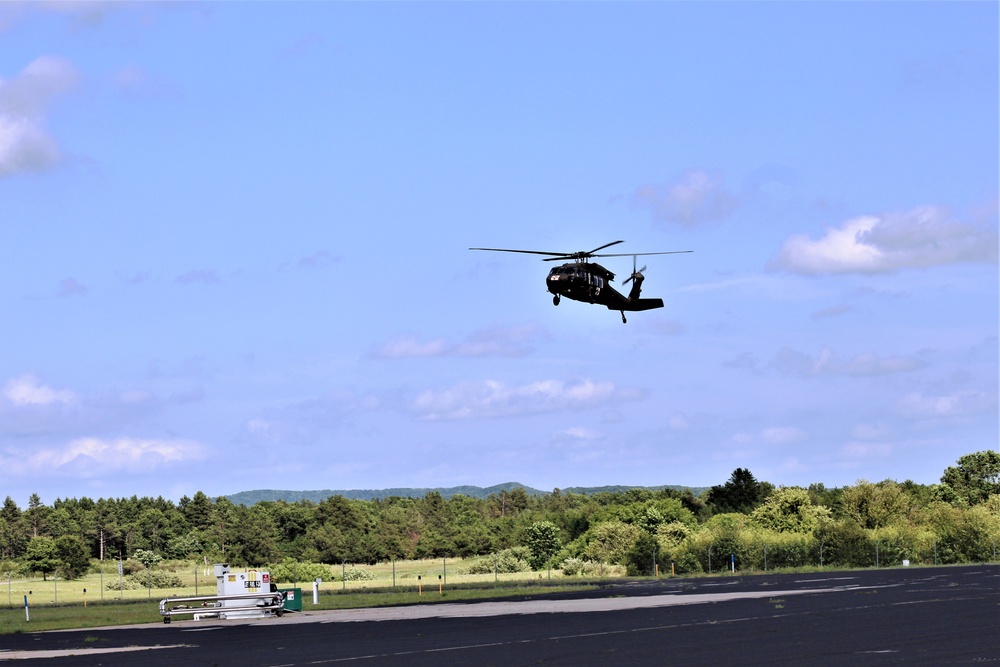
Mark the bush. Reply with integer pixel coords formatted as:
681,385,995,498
106,570,183,591
466,548,531,574
339,567,376,581
625,532,659,576
559,558,600,576
266,559,331,585
669,552,703,575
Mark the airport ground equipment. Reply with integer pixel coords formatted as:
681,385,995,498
159,563,285,623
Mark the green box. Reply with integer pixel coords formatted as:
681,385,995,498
279,588,302,612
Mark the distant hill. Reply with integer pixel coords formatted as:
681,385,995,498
222,483,707,506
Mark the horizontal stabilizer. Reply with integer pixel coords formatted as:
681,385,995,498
617,298,664,312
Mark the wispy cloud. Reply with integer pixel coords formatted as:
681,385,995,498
631,169,740,227
811,304,852,320
0,437,205,477
771,206,998,274
280,250,340,271
57,277,87,297
239,390,383,446
175,269,220,285
761,426,808,445
728,347,923,378
412,378,646,421
769,347,923,378
371,324,549,359
0,56,80,177
896,390,997,420
3,374,76,406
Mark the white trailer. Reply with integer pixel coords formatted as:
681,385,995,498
159,563,285,623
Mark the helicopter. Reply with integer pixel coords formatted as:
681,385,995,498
469,240,691,323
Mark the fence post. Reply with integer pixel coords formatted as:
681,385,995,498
708,545,712,574
763,544,767,572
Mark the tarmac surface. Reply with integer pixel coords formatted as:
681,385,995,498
1,565,997,665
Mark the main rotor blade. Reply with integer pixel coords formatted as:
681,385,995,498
469,247,573,258
592,250,693,258
587,240,625,255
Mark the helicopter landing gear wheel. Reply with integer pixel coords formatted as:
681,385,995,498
621,311,627,324
553,295,560,306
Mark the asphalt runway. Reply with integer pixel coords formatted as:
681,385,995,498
1,565,997,665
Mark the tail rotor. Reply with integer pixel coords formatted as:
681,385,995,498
622,255,647,285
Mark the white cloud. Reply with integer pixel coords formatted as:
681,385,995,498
767,346,922,378
0,56,80,177
1,437,205,476
631,169,740,227
371,324,548,359
553,427,601,442
667,414,689,430
771,206,998,274
175,269,220,285
374,335,449,359
896,390,996,420
761,426,807,445
413,378,645,421
3,374,76,406
57,277,88,297
841,442,893,459
851,422,890,440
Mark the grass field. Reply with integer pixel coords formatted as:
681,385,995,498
0,557,862,635
1,557,577,606
0,557,604,634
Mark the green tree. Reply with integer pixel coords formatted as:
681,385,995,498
22,536,60,580
624,531,659,576
132,548,162,568
524,521,561,569
940,451,1000,506
751,487,831,533
705,469,774,515
25,493,49,538
841,480,907,530
0,498,26,560
181,491,215,531
54,535,90,579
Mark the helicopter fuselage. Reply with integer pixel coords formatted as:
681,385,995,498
469,240,688,323
545,262,664,317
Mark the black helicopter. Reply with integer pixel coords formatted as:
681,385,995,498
470,240,691,323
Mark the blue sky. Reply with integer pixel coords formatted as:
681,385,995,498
1,2,996,507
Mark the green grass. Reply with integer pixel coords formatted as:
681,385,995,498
0,558,604,635
2,557,960,635
0,581,599,634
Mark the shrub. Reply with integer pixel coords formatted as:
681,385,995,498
106,570,183,591
466,548,531,574
339,567,376,581
266,558,331,585
560,558,610,576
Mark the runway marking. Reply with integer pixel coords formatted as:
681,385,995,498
299,609,839,664
306,586,855,624
0,644,193,661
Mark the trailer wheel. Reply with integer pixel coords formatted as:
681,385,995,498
163,617,171,624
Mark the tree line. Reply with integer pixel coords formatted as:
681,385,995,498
1,450,997,580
